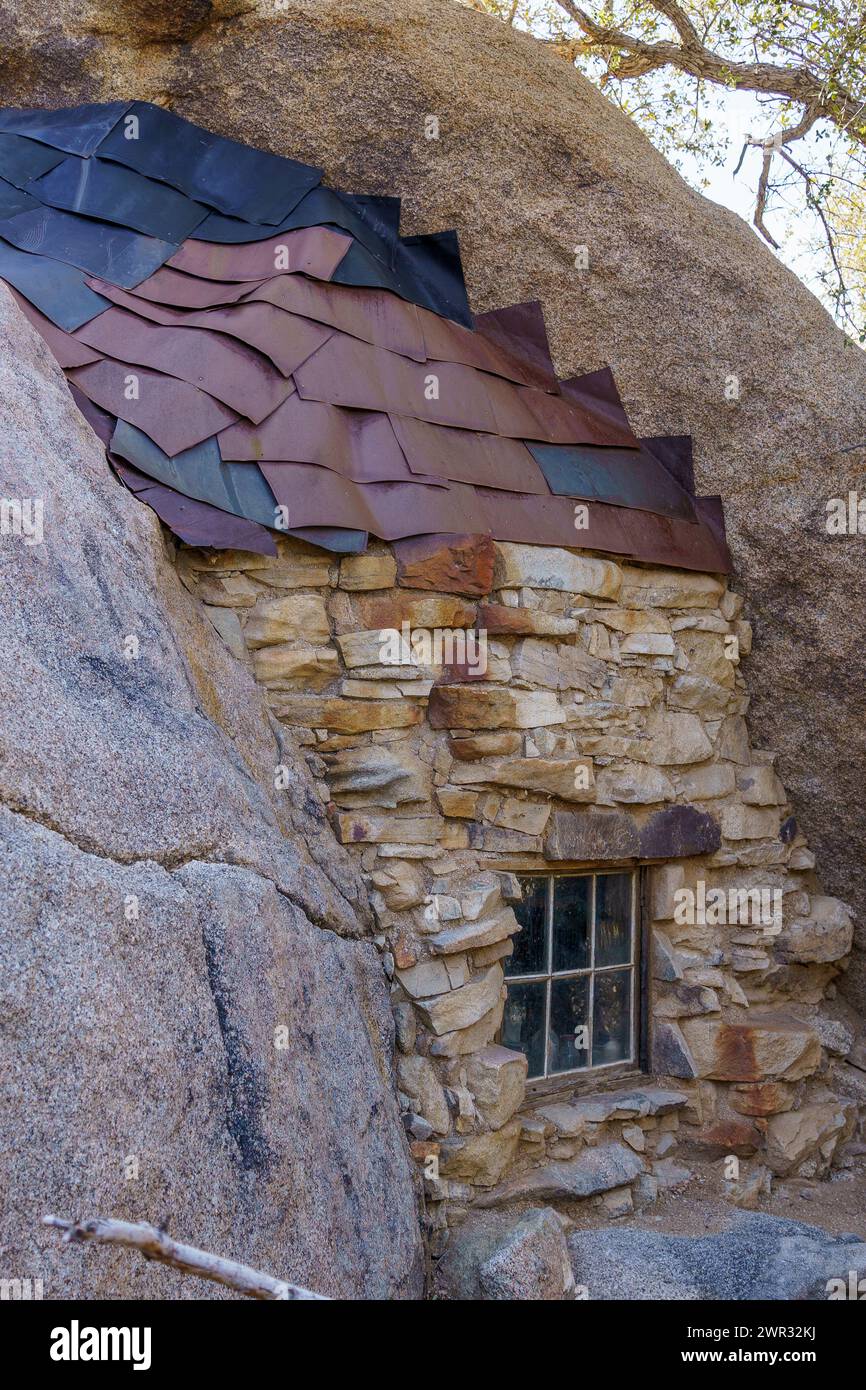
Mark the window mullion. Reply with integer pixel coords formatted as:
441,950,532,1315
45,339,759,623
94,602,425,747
543,877,553,1078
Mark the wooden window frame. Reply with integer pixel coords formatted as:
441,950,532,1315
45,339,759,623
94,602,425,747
493,862,650,1099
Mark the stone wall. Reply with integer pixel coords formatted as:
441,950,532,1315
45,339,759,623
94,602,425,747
177,530,862,1247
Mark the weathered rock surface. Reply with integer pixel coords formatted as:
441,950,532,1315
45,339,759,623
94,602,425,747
3,0,859,998
567,1213,866,1300
434,1208,575,1300
0,289,423,1299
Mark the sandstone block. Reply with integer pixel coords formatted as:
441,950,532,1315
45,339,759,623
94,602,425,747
273,696,423,732
464,1045,528,1129
396,1055,450,1135
680,1015,822,1081
243,592,330,647
493,542,622,597
428,686,564,730
338,553,397,590
414,965,504,1035
253,643,338,688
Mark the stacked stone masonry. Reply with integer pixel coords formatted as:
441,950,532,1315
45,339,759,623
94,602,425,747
176,532,861,1249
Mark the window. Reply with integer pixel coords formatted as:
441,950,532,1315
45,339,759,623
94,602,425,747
501,871,638,1081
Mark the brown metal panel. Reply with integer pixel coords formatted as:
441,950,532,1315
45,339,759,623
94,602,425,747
245,275,427,361
121,265,264,309
74,306,295,423
484,373,639,446
388,412,549,494
559,367,639,448
10,286,101,368
85,279,332,377
219,395,446,487
111,457,278,555
259,462,480,539
470,300,560,392
68,357,238,456
476,485,731,572
167,226,352,283
417,301,558,392
293,333,499,433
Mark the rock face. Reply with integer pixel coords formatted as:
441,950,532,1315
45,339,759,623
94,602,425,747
568,1212,866,1301
0,289,424,1299
3,0,862,1004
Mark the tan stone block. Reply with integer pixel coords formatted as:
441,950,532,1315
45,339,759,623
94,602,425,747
253,643,338,688
721,804,781,840
464,1046,528,1129
676,630,736,686
472,939,514,967
765,1102,854,1176
638,711,714,765
729,1082,794,1117
430,998,506,1057
249,553,332,588
493,543,622,598
428,910,517,956
619,566,725,609
324,745,429,808
439,1117,522,1186
448,755,594,801
371,861,426,910
587,607,671,634
353,593,477,630
196,573,260,607
676,763,736,799
338,552,397,591
737,766,785,805
448,732,522,759
272,696,423,732
620,632,675,656
478,603,578,636
396,958,452,999
397,1055,450,1135
428,686,564,730
336,813,444,844
595,763,674,804
340,679,402,698
494,798,551,835
243,592,330,646
668,675,734,718
415,965,504,1035
680,1015,822,1081
435,787,479,818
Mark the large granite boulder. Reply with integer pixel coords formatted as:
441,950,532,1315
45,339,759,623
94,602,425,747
4,0,862,1005
0,287,424,1298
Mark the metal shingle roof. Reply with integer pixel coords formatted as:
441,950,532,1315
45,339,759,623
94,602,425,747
0,100,730,571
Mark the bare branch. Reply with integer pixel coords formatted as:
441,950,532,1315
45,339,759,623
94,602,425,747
754,147,781,248
43,1216,328,1301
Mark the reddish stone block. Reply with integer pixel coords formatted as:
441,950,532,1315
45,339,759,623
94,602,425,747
393,533,495,597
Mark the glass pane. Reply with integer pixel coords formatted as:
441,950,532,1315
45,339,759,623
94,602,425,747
502,981,547,1079
594,873,632,967
592,968,632,1066
506,876,548,977
548,975,590,1074
551,876,590,972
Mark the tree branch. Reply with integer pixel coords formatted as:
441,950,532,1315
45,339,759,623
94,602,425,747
44,1216,328,1301
553,0,866,136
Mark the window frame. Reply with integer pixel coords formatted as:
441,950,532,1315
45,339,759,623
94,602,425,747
496,864,649,1096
